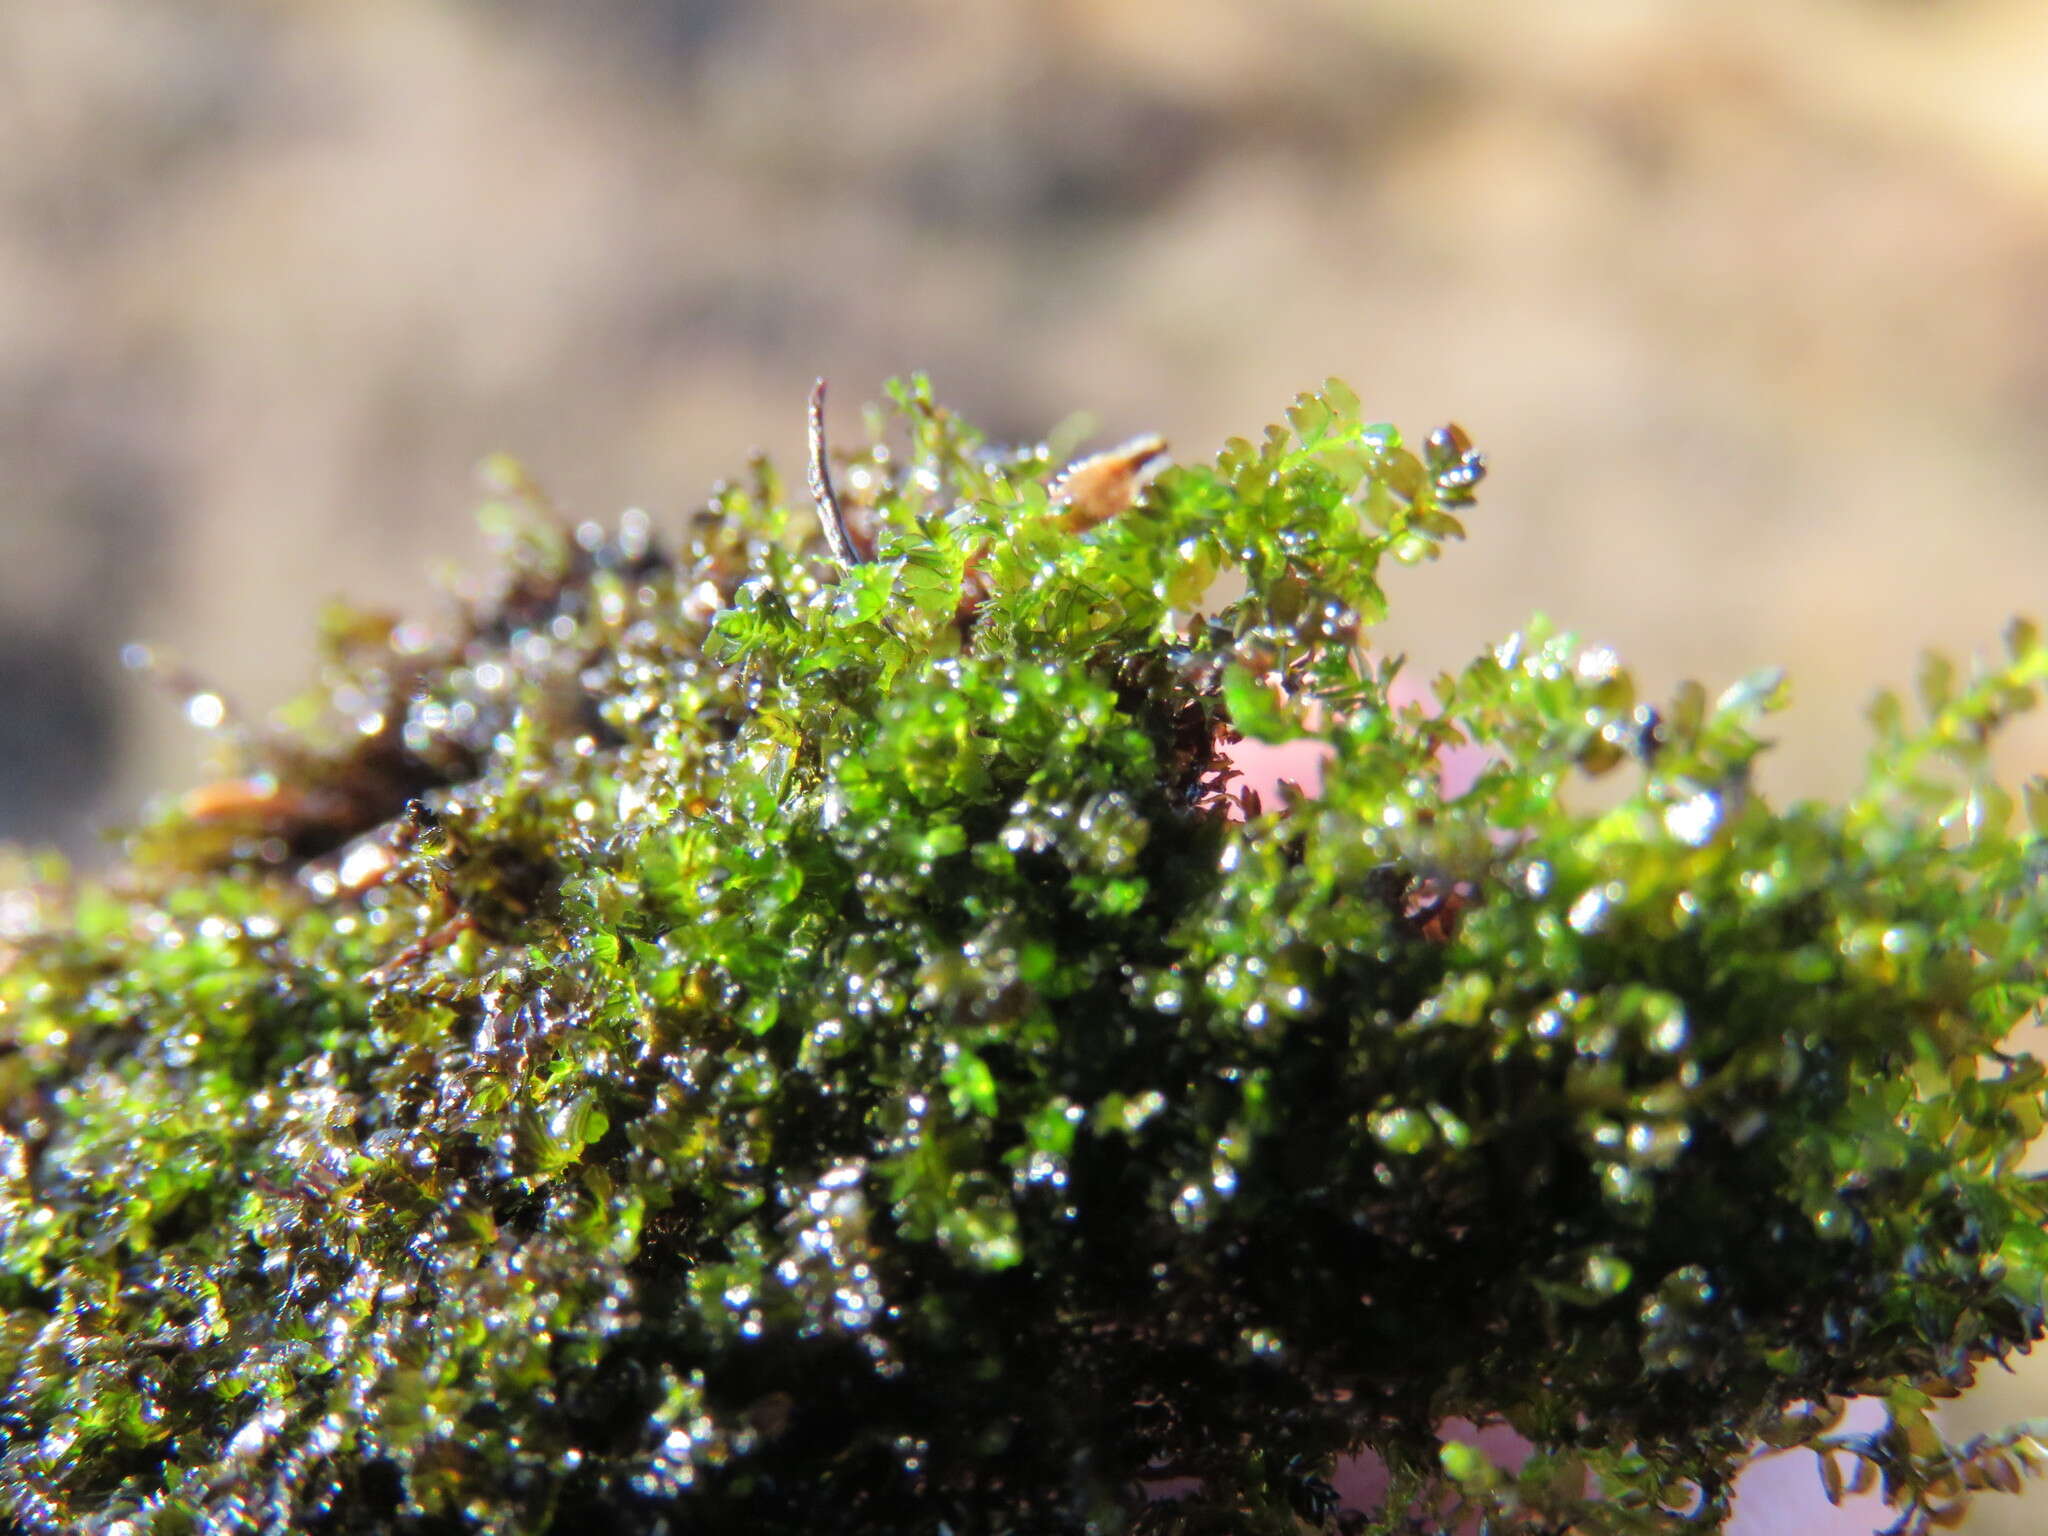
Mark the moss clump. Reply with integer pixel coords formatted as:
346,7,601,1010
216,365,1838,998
4,377,2048,1534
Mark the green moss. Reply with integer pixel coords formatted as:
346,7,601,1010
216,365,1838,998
3,376,2048,1533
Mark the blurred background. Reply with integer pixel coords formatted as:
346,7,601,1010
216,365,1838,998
5,0,2047,1527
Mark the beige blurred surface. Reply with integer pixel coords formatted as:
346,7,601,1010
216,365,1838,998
5,0,2048,1527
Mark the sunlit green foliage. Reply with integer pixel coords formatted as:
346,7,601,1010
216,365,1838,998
2,378,2047,1534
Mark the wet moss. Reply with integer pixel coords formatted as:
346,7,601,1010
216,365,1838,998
3,377,2048,1533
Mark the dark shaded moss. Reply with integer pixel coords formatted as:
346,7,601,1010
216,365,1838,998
3,377,2048,1534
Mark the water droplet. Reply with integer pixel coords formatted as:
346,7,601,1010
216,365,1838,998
1369,1107,1433,1155
1430,1106,1472,1149
1241,1327,1286,1359
1812,1204,1853,1240
1601,1163,1646,1205
1881,925,1928,960
1021,1150,1067,1188
1576,646,1621,681
1644,999,1689,1054
1568,883,1619,935
1116,1091,1167,1133
1663,791,1721,846
1582,1250,1633,1297
1625,1119,1692,1167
